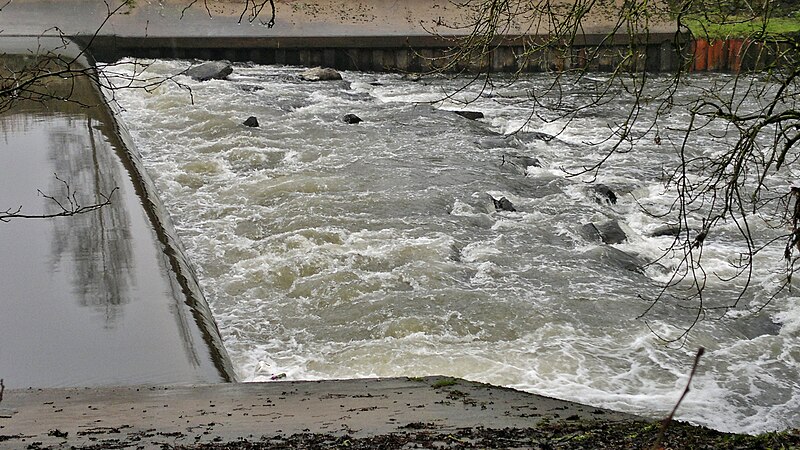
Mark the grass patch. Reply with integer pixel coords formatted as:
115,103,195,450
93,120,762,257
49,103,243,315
431,378,459,389
684,15,800,39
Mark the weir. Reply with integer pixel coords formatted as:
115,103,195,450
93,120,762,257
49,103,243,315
4,0,772,72
0,4,751,392
0,37,236,388
3,0,694,72
2,3,799,444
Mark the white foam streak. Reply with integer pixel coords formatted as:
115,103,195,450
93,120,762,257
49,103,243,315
109,61,800,433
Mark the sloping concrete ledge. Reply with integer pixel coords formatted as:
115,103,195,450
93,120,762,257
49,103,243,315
0,376,644,448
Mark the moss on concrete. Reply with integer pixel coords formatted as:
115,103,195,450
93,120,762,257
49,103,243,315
172,420,800,449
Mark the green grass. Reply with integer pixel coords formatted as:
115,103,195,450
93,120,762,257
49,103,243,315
431,378,459,389
684,15,800,39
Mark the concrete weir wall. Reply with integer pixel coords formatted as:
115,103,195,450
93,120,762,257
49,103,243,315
0,37,236,388
7,1,776,73
3,0,687,73
83,33,686,73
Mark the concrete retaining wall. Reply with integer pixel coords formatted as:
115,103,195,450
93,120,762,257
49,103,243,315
9,1,786,74
81,33,686,73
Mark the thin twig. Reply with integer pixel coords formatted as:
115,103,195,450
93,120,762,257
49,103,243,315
0,177,118,223
652,347,705,450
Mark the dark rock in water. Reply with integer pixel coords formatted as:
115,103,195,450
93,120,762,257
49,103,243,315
243,116,259,128
650,224,683,237
239,84,264,93
477,135,518,150
588,246,646,274
344,91,373,101
507,176,565,199
185,61,233,81
449,244,462,262
597,220,627,244
516,131,558,143
489,195,516,212
727,313,781,339
580,220,627,244
299,67,342,81
501,153,542,175
579,223,603,243
477,131,561,150
514,155,541,168
592,184,618,205
343,113,362,124
454,111,485,120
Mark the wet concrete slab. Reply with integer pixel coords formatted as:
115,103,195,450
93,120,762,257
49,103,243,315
0,376,643,448
0,40,235,389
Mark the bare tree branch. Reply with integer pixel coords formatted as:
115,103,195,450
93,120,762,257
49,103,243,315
0,175,118,223
652,347,705,450
434,0,799,338
180,0,276,27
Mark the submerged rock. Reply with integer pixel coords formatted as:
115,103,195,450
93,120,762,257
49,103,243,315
516,131,558,143
489,195,516,212
185,61,233,81
592,184,618,205
238,84,264,93
587,246,647,274
454,111,484,120
501,153,542,175
650,224,683,237
512,155,541,168
343,113,362,124
476,131,561,150
727,313,782,339
476,135,518,150
299,67,342,81
243,116,259,128
580,223,603,242
580,220,627,244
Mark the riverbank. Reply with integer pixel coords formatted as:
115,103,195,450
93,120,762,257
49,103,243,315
0,376,638,448
3,377,799,449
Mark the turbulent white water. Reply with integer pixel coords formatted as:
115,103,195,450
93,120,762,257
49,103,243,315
109,60,800,433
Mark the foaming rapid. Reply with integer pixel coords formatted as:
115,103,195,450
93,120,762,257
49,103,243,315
108,60,799,433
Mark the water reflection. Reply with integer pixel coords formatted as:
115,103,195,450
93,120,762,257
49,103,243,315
0,52,234,388
46,116,134,325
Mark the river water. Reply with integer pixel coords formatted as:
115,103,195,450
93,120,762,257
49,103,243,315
109,60,799,433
